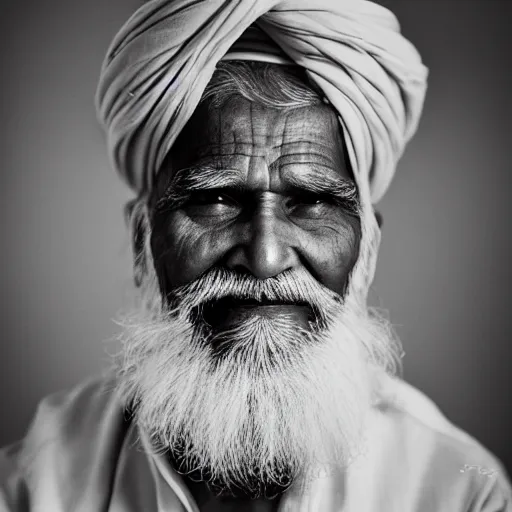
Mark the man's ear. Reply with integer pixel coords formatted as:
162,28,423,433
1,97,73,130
124,198,150,287
374,209,383,229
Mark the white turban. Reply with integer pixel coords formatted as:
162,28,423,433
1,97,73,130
96,0,428,204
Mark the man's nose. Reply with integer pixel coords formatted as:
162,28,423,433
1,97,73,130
225,207,300,279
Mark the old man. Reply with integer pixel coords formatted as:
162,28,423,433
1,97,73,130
1,0,510,510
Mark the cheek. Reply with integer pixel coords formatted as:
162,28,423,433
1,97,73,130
302,222,360,294
151,212,228,290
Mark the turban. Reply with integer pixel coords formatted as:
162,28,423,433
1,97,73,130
96,0,428,204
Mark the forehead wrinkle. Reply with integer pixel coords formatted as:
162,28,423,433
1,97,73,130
250,100,255,145
167,99,349,193
217,105,223,155
282,110,292,149
276,143,342,165
247,101,271,188
278,139,340,151
186,140,337,162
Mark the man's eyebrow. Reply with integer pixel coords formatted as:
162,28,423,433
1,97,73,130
282,166,360,214
155,164,360,213
155,165,245,209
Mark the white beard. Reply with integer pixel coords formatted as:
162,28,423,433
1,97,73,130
114,265,402,499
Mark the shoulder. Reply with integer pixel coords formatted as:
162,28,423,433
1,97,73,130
17,374,123,460
0,375,130,509
381,376,503,468
373,375,511,510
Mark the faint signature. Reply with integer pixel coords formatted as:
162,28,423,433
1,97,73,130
460,464,498,477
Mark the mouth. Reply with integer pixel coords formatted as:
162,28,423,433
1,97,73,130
192,296,319,330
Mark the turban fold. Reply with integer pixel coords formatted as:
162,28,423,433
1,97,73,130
96,0,428,203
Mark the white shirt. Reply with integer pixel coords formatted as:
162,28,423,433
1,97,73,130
1,375,510,511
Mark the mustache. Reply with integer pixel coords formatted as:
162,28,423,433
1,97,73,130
166,266,344,320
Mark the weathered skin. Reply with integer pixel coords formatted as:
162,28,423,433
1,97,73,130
149,96,361,329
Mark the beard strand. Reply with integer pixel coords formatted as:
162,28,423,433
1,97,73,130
113,266,402,499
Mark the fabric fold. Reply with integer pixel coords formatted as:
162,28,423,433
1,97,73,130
96,0,428,204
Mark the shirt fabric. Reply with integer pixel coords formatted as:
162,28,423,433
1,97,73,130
0,375,510,511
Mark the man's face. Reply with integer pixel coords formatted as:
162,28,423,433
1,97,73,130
117,94,398,500
149,95,361,332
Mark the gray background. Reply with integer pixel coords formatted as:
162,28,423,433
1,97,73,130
0,0,510,475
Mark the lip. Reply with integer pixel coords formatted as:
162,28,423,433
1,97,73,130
223,304,311,326
198,297,315,329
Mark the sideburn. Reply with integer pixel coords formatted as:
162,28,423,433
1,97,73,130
125,197,152,288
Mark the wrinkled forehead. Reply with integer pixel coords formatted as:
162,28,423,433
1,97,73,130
155,95,352,190
201,98,340,144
